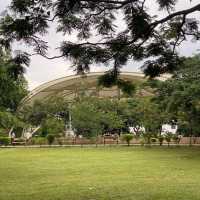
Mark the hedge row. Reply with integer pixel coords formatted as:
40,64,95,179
0,137,10,146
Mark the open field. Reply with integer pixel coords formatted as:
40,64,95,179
0,147,200,200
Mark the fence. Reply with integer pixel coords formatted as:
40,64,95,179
4,136,200,146
67,137,200,145
34,136,200,145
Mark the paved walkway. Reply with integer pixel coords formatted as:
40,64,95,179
1,144,200,148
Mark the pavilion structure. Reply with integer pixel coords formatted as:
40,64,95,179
20,72,170,138
22,72,169,105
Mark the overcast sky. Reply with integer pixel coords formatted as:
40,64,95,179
0,0,200,90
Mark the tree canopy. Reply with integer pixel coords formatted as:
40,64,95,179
155,55,200,136
71,97,124,138
0,52,28,112
19,96,69,126
0,52,28,134
0,0,200,84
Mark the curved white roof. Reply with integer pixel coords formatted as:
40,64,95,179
23,72,169,104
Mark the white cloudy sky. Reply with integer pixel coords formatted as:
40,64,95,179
0,0,200,90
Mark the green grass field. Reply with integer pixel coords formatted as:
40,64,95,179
0,147,200,200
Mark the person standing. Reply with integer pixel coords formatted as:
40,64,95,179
11,132,16,144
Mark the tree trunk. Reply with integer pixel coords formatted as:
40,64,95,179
96,136,98,148
189,123,193,147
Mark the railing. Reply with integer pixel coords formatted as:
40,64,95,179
2,136,200,146
25,136,200,146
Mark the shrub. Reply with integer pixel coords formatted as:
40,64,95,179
42,117,65,137
0,131,8,137
151,138,157,143
173,135,181,145
141,132,152,145
32,137,47,145
57,138,63,145
139,138,145,146
122,134,134,146
157,135,164,146
47,134,55,145
165,133,173,147
0,137,10,146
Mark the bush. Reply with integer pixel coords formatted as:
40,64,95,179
122,134,134,146
42,117,65,137
173,135,181,145
157,135,164,146
30,137,47,145
165,133,173,147
0,137,10,146
151,138,157,143
139,138,145,146
57,138,63,145
141,132,152,145
47,134,55,145
0,131,8,137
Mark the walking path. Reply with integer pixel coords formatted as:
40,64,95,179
1,144,200,148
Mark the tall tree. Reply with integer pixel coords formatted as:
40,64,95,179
155,55,200,137
0,52,28,134
0,53,28,112
19,96,69,126
1,0,200,84
71,97,124,138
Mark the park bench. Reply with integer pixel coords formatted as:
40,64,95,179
12,138,26,145
103,134,119,145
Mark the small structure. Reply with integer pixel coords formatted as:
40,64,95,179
129,126,145,135
129,124,178,136
161,124,178,135
65,113,75,137
103,134,119,145
22,127,41,139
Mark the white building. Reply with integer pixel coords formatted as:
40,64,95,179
129,126,145,135
161,124,178,135
129,124,178,135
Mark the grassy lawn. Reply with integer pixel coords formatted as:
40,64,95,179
0,147,200,200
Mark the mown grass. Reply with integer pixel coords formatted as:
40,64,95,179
0,146,200,200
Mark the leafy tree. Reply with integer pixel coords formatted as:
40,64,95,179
41,117,65,137
156,55,200,138
101,111,124,134
0,52,28,135
71,97,124,138
0,110,25,135
118,99,144,134
71,101,102,138
114,98,170,140
0,53,28,111
133,99,168,135
20,100,48,126
143,102,170,135
90,98,124,134
20,96,69,126
1,0,200,83
174,54,200,80
19,97,68,139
